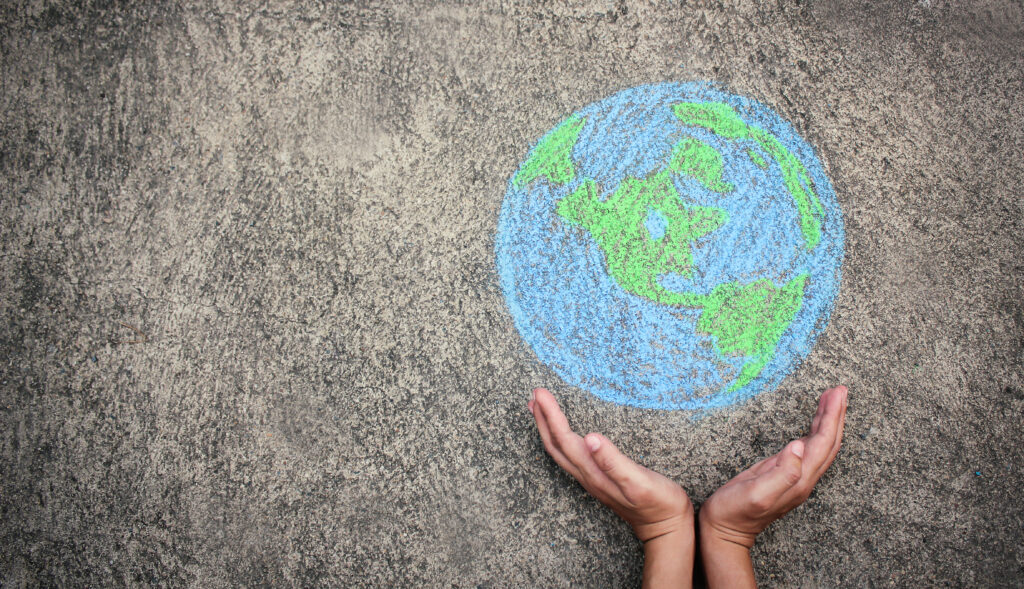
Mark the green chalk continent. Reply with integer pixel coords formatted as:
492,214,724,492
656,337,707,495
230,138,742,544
514,114,586,188
673,102,825,250
556,165,727,308
697,274,808,391
546,113,810,392
670,137,735,194
747,148,768,169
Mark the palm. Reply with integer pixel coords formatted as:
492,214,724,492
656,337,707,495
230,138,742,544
701,386,848,548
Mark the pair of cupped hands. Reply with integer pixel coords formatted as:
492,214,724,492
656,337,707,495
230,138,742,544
528,385,848,588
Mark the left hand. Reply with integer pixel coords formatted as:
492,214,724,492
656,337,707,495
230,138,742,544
528,388,693,542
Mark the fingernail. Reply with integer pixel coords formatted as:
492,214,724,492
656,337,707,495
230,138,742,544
585,435,600,452
792,440,805,458
531,388,539,400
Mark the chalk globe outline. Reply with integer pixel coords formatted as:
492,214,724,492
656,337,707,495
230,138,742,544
496,82,845,411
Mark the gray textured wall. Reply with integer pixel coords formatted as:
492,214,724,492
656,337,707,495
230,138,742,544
2,1,1022,586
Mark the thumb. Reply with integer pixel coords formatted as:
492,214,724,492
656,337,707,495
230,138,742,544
755,440,805,500
584,433,639,490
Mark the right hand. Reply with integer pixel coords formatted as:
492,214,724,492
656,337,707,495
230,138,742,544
699,385,848,549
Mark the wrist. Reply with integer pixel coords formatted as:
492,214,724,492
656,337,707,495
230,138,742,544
697,508,756,550
642,525,695,589
699,528,751,560
698,513,755,589
643,523,695,554
636,505,695,544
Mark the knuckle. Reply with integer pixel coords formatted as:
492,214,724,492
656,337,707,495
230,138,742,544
784,466,802,486
624,483,651,505
750,494,773,513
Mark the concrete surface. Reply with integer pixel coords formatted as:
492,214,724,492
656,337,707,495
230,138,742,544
2,1,1022,586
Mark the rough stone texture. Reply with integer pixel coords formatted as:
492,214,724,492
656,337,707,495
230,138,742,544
1,1,1022,586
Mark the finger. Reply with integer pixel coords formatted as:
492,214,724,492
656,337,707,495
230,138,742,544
813,386,844,446
801,387,845,476
531,391,584,480
815,386,848,479
809,386,833,434
751,440,805,508
534,404,581,478
532,389,624,501
533,388,577,447
749,387,843,480
583,433,642,500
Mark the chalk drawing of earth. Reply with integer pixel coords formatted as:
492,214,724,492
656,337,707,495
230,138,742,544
495,82,845,411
